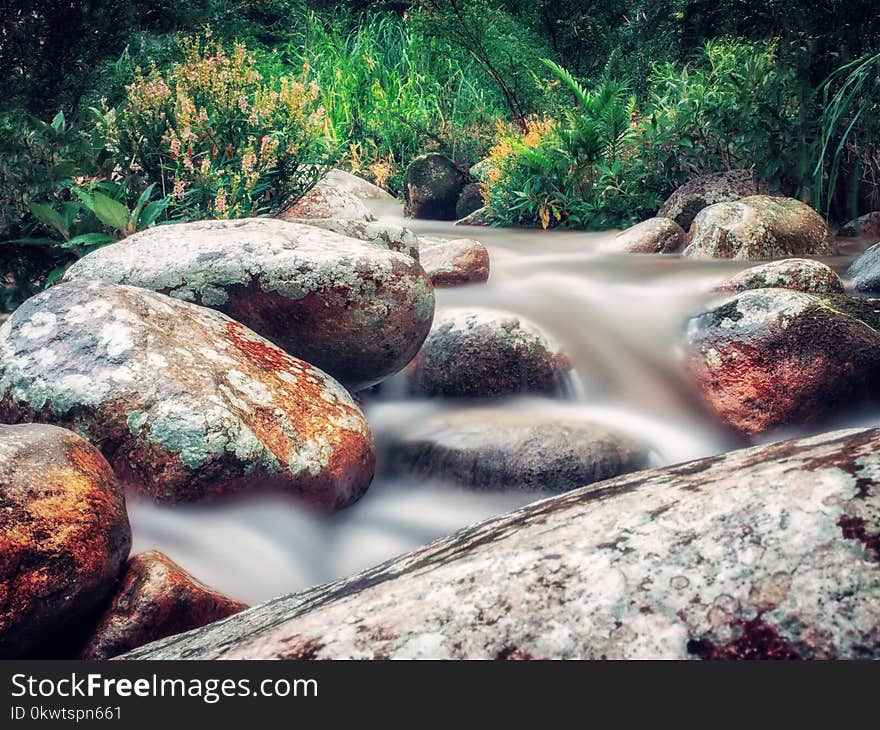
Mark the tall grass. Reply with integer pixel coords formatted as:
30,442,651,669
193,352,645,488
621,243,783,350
281,11,507,192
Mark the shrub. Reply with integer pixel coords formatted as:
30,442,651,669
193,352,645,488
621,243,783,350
108,37,336,220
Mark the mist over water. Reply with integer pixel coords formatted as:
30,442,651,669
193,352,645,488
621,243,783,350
129,209,865,605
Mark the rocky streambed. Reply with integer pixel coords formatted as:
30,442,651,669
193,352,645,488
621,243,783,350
2,169,880,659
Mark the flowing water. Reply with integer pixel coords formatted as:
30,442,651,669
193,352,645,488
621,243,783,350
128,204,867,604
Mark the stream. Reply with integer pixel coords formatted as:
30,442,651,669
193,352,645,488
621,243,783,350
128,204,866,605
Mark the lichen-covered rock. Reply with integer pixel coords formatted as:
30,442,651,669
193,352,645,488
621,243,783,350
468,158,492,182
839,211,880,239
404,153,465,220
419,238,490,287
407,307,571,398
716,258,844,294
319,168,396,204
384,409,649,492
64,218,434,390
456,206,493,227
81,551,247,660
848,242,880,293
279,176,374,222
456,183,485,220
684,288,880,435
0,423,130,658
124,426,880,660
602,217,686,254
283,218,420,260
683,196,836,260
0,281,375,507
658,169,773,230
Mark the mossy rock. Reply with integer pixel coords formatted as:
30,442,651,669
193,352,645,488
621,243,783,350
404,153,465,220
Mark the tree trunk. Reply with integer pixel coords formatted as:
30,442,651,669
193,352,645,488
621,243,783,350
122,427,880,660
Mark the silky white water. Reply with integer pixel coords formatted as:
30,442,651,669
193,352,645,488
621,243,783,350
128,207,862,604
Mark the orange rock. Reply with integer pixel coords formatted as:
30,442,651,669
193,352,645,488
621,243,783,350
0,424,130,658
81,551,246,660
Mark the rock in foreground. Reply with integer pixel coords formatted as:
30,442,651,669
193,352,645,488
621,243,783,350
716,258,844,294
602,217,686,254
684,196,835,260
408,307,571,398
0,424,130,658
64,218,434,390
684,288,880,435
123,426,880,659
658,169,773,230
419,238,490,287
0,281,375,507
81,551,247,660
384,409,649,492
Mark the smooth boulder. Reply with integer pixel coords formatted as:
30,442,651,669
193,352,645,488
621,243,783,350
64,218,435,391
81,551,247,660
684,288,880,435
384,409,649,492
408,307,571,398
404,153,465,220
602,217,686,254
848,242,880,293
658,169,772,230
286,218,420,260
319,168,396,204
716,258,844,294
0,280,375,507
684,196,836,260
0,424,130,658
419,238,490,287
456,182,485,220
279,175,374,222
124,426,880,659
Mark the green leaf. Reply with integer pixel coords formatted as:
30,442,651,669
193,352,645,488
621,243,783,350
2,237,60,247
28,203,69,239
68,233,117,247
90,192,131,233
138,199,169,228
44,264,71,287
50,110,65,132
131,183,157,227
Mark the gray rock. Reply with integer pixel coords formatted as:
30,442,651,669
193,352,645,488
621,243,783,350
419,238,489,287
64,218,434,391
280,176,374,222
602,217,686,254
716,258,844,294
404,153,465,220
284,218,420,260
684,288,880,435
848,242,880,293
658,169,774,230
384,409,649,492
456,206,493,227
319,169,396,204
683,196,836,260
122,426,880,659
0,281,375,507
839,211,880,238
407,307,571,398
456,182,485,220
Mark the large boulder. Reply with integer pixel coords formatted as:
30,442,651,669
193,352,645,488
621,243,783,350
658,169,773,230
848,242,880,293
279,174,374,222
319,168,396,204
602,217,686,254
407,307,571,398
716,258,844,294
0,424,130,658
0,281,375,507
683,196,836,260
456,183,485,220
684,288,880,435
64,218,435,391
384,409,649,492
81,551,247,660
418,238,490,287
124,426,880,660
285,218,420,260
404,153,465,220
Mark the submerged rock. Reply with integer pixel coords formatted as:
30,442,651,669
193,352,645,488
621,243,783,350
658,169,773,230
64,218,434,391
408,307,571,398
124,426,880,659
716,258,844,294
0,423,130,658
0,281,375,507
848,242,880,293
684,196,835,260
287,218,420,259
419,238,490,287
404,153,465,220
684,288,880,435
384,409,649,492
602,217,686,254
81,551,247,660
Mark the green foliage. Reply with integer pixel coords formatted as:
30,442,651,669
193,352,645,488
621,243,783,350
109,37,336,219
